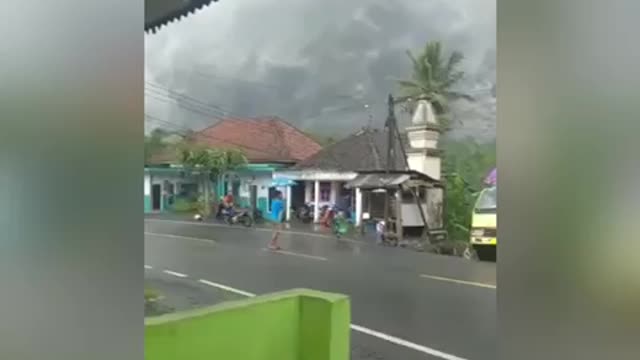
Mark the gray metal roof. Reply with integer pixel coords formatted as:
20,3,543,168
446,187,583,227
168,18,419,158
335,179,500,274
145,0,218,33
292,128,408,172
345,173,411,189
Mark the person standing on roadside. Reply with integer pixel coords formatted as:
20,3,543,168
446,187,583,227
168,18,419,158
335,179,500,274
268,190,284,250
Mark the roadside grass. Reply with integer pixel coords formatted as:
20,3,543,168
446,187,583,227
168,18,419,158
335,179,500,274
145,287,161,302
145,287,174,317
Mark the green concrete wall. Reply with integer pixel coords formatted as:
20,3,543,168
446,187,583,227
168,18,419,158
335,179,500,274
239,196,250,208
145,289,350,360
258,197,268,215
144,195,152,213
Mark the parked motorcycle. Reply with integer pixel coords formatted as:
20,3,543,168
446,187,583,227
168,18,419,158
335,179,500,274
252,208,264,224
332,211,350,239
222,208,253,227
296,203,314,223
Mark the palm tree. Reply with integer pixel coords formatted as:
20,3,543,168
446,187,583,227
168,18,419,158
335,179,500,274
397,41,473,132
177,142,247,216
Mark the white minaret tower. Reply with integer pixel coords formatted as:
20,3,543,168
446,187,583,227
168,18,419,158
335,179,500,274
405,100,441,180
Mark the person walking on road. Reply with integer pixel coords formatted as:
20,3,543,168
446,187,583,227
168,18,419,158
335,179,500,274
268,190,285,250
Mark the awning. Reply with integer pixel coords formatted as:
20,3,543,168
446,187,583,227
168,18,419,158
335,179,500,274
271,177,297,187
145,0,219,33
345,173,410,190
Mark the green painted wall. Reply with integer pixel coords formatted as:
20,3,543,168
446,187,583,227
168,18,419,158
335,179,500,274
145,289,350,360
144,195,152,213
258,197,268,215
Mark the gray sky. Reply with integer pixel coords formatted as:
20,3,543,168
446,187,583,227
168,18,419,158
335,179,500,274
145,0,495,141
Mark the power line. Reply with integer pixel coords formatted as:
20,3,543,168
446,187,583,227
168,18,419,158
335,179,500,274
149,70,385,126
145,88,228,118
298,102,376,122
146,81,236,115
145,82,237,121
146,81,378,127
145,92,229,120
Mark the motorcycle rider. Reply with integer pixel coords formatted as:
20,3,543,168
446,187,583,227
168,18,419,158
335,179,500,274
222,191,237,219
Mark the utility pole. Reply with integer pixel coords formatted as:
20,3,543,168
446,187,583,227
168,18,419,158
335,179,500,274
383,94,396,232
364,104,373,129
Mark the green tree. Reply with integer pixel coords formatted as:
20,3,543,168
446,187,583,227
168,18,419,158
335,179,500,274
144,128,171,163
442,138,496,240
443,138,496,191
177,142,247,216
445,172,475,241
396,41,473,132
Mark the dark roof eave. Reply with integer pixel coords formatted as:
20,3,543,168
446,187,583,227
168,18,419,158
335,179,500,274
355,169,441,184
145,0,218,33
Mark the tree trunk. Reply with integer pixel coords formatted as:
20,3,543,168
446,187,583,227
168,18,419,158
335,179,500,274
202,173,211,216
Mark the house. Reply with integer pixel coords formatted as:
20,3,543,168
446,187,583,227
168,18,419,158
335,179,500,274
274,99,444,231
274,127,405,222
144,117,322,217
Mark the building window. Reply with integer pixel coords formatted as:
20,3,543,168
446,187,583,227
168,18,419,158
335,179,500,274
401,186,426,202
320,182,331,202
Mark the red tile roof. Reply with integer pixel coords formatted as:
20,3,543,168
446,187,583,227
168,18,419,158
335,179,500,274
191,117,322,163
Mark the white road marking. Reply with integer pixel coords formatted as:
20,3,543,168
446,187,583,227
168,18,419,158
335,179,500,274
420,274,496,289
146,230,327,262
163,269,188,278
262,248,329,262
197,279,257,298
195,279,467,360
145,231,216,245
144,218,365,245
349,324,468,360
144,265,152,269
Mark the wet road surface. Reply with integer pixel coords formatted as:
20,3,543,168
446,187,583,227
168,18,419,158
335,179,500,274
144,218,496,360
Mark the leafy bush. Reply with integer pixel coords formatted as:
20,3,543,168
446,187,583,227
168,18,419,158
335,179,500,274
144,288,161,302
442,138,495,241
172,197,199,212
444,173,476,241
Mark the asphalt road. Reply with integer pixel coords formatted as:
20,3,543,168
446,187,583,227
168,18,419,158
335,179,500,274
144,218,496,360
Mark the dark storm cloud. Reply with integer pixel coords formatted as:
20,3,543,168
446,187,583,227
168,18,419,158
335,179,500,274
145,0,496,141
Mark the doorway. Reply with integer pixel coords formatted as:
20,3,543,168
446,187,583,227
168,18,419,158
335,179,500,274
152,184,161,210
249,185,258,210
291,183,305,209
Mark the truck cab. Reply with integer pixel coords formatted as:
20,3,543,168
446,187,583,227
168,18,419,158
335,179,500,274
470,186,497,260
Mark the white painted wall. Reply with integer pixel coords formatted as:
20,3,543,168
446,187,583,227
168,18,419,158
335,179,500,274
355,187,363,226
400,189,443,228
401,203,428,227
238,173,272,200
407,154,441,181
304,181,312,203
330,181,339,203
407,128,439,149
144,174,151,196
275,170,357,181
425,188,444,229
